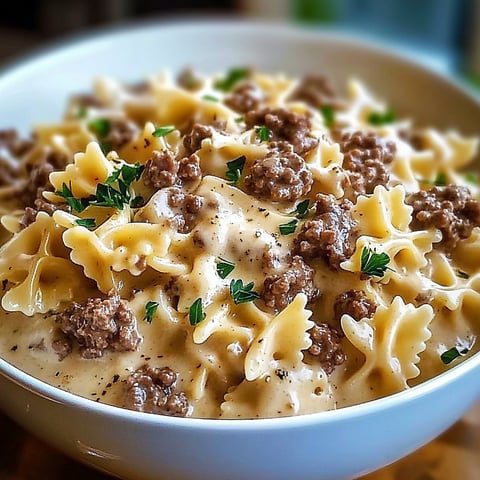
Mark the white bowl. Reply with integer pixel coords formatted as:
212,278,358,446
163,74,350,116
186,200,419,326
1,20,480,480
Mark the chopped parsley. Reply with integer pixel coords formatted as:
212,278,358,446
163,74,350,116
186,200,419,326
152,125,176,137
360,246,390,277
457,270,470,279
214,67,248,92
255,126,272,142
418,172,447,186
229,279,260,304
144,301,159,323
189,298,206,326
55,183,89,213
216,257,236,279
235,116,244,124
75,218,96,229
440,345,469,365
294,199,311,219
279,219,298,235
55,163,144,212
77,105,88,119
202,94,219,102
88,118,111,138
367,108,396,126
320,105,335,128
225,155,246,184
465,172,478,185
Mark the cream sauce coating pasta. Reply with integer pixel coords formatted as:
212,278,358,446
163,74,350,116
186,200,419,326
0,68,479,419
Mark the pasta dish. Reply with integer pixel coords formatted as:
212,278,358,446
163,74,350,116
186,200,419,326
0,68,479,418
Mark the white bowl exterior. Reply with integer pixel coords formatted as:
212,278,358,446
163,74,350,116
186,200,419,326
1,20,480,480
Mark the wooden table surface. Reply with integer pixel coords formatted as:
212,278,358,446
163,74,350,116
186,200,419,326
1,401,479,480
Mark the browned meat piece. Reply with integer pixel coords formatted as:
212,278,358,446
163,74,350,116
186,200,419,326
183,123,214,155
225,82,265,113
124,364,190,417
167,187,204,234
307,323,345,374
104,119,138,151
22,150,66,203
176,67,203,91
262,255,318,312
294,193,357,270
338,130,396,196
143,150,201,189
55,291,141,359
72,93,104,108
289,74,337,109
0,129,35,186
245,107,318,155
244,143,313,203
333,289,376,323
20,197,70,228
406,185,480,251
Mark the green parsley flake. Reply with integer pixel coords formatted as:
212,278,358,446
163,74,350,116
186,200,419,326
55,163,144,212
214,67,248,92
360,246,390,277
465,172,479,184
440,345,469,365
88,118,111,138
189,298,206,326
75,218,96,229
255,126,272,142
367,108,396,126
152,125,176,137
225,155,246,184
294,199,311,219
77,105,88,119
216,258,236,279
279,219,298,235
229,279,260,304
55,183,89,213
202,94,219,102
320,105,335,129
457,270,470,279
144,301,159,323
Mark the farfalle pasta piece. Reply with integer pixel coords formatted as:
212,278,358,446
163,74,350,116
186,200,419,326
57,209,186,292
341,296,433,399
0,212,85,315
244,293,313,381
220,363,334,418
48,141,113,200
342,185,441,276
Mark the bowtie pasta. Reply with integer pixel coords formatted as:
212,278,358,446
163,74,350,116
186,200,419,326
0,68,479,419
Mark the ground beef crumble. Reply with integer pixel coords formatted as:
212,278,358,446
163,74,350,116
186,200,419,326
124,364,190,417
289,74,338,109
244,143,313,203
262,255,318,312
104,119,138,151
294,193,357,270
167,187,204,234
333,289,376,324
225,81,265,113
406,185,480,252
245,107,318,156
53,291,141,360
306,323,345,375
0,129,35,186
337,130,396,196
183,123,215,155
143,150,202,189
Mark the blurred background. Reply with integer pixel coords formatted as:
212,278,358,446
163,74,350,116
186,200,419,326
1,0,480,90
